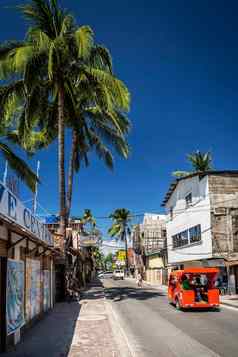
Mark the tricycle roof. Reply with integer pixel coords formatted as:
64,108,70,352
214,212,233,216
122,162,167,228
170,267,219,276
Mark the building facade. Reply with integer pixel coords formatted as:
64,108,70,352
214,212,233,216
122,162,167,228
132,213,167,285
163,171,238,294
0,180,55,352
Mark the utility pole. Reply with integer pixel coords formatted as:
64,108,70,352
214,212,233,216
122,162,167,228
227,207,234,295
33,161,40,214
3,161,8,185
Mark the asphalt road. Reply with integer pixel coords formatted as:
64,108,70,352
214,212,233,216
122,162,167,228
103,278,238,357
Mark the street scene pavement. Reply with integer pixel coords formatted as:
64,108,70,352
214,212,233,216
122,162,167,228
2,277,238,357
3,281,123,357
104,277,238,357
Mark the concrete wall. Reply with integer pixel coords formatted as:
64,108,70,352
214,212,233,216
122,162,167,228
209,175,238,256
166,175,213,264
147,256,164,269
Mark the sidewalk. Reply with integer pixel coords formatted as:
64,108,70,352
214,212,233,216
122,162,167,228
68,280,122,357
220,294,238,308
4,280,127,357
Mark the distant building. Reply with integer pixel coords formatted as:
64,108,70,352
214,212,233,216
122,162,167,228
45,216,99,300
142,214,166,255
162,171,238,294
132,213,167,285
45,216,82,233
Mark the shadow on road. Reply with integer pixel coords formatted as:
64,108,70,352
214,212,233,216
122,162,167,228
80,279,105,300
105,286,165,302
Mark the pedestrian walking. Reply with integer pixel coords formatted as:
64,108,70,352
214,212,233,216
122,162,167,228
137,273,143,288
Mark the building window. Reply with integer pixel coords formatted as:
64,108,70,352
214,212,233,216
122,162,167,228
189,225,201,243
185,192,192,208
170,207,173,220
172,230,188,248
172,224,201,249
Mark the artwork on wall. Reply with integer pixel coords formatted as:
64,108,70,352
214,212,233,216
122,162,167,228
43,270,51,311
25,259,41,321
6,259,25,335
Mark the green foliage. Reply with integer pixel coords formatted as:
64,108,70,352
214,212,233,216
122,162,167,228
108,208,131,240
93,247,105,269
75,26,94,60
0,0,132,220
187,151,212,172
172,171,190,178
172,151,213,178
0,141,38,192
104,252,113,265
82,209,96,228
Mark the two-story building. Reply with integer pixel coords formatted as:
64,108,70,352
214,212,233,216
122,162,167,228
132,213,167,285
0,180,56,352
162,171,238,294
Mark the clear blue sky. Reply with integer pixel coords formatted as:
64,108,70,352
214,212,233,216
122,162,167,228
0,0,238,237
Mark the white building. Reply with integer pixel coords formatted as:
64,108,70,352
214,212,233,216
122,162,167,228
162,171,238,294
142,213,166,254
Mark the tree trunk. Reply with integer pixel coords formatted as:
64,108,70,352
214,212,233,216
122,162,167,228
58,85,66,240
66,129,77,224
124,228,129,275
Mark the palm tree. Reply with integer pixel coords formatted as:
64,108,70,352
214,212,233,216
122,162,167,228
188,151,212,171
82,209,96,229
0,0,130,239
108,208,131,273
66,107,130,221
173,151,212,178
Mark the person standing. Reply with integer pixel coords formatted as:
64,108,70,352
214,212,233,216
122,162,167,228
137,272,143,288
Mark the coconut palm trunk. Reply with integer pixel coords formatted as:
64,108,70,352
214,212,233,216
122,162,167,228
124,227,129,274
66,129,77,223
58,85,66,239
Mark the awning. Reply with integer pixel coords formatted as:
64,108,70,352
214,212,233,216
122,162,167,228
202,259,225,267
225,260,238,267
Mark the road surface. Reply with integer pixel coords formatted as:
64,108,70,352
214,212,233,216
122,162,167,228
103,278,238,357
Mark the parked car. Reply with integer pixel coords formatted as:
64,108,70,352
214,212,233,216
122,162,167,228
102,271,113,279
113,270,125,280
97,271,105,278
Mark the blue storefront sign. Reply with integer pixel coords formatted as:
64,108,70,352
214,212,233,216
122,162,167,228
0,180,53,246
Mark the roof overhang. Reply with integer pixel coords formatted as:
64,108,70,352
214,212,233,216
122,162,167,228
161,170,238,207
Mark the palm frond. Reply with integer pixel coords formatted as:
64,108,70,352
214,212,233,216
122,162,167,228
75,26,94,60
172,171,190,178
87,68,130,112
90,45,113,73
108,223,122,237
0,141,39,192
20,0,59,38
187,150,212,172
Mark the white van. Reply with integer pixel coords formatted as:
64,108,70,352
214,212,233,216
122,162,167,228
113,269,125,280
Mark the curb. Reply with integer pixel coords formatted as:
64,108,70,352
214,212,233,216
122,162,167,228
106,301,134,357
221,302,238,309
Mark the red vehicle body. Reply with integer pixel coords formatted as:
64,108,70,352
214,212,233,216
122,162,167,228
168,268,220,310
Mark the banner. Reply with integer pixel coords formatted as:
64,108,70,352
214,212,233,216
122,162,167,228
6,259,25,335
0,180,52,246
26,259,41,321
117,250,126,262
